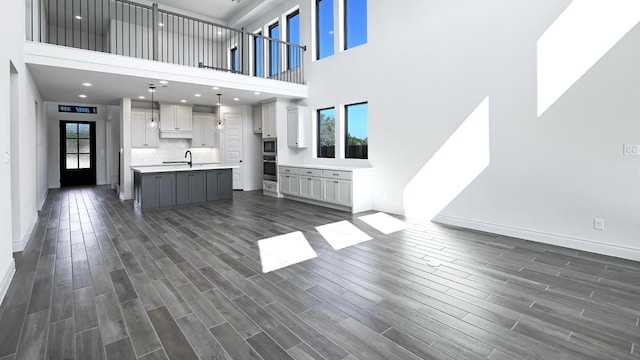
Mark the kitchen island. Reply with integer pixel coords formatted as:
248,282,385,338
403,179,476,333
131,164,238,212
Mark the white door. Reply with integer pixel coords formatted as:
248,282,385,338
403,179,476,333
223,113,244,190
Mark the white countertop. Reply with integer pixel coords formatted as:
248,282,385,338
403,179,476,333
131,164,238,173
278,163,373,171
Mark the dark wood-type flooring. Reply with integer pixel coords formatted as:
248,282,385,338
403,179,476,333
0,186,639,359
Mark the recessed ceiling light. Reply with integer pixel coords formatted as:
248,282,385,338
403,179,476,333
138,96,146,99
217,30,222,35
233,98,240,101
78,94,87,98
180,100,187,103
75,15,82,20
158,23,164,27
159,80,168,85
254,91,261,95
82,82,92,87
148,88,156,93
212,87,220,90
194,93,201,97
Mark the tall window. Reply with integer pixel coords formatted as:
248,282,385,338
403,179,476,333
345,102,368,159
316,0,334,60
254,31,264,77
286,10,301,69
317,107,335,158
230,46,239,72
344,0,367,49
269,22,280,76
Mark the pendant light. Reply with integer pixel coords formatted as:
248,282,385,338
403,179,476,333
146,84,159,131
215,93,225,133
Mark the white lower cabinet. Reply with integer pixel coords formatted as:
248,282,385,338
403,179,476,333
278,165,372,212
299,176,323,201
322,178,352,207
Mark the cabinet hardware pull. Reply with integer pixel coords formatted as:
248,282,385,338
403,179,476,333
333,173,339,176
307,171,312,174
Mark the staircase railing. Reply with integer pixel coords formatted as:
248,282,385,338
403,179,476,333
27,0,306,84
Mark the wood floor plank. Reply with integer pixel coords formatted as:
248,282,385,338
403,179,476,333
202,288,261,338
176,283,226,329
110,269,138,303
209,322,262,360
104,337,136,360
47,318,75,360
73,286,99,333
95,292,128,345
14,310,49,360
120,299,162,356
146,306,198,360
75,327,104,360
175,313,230,360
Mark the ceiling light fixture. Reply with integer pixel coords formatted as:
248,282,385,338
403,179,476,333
215,94,225,133
180,99,187,103
146,84,159,131
233,98,239,101
254,91,261,95
75,15,82,20
78,94,87,98
158,23,164,27
212,86,220,90
138,96,146,99
82,82,92,87
195,93,201,97
159,80,168,84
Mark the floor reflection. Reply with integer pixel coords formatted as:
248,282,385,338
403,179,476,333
358,212,408,235
257,231,317,273
316,220,373,250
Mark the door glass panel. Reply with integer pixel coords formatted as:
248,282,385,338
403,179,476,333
79,139,90,153
78,154,90,169
66,154,78,169
79,124,90,138
66,139,78,153
66,123,78,137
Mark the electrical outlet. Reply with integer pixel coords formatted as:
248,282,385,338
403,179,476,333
623,145,640,156
594,218,604,230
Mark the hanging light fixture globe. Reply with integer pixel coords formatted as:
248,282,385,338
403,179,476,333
215,93,225,133
146,84,159,131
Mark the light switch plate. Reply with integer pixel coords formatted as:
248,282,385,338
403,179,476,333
3,152,9,163
623,144,640,156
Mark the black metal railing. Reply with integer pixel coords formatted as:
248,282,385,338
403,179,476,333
28,0,306,84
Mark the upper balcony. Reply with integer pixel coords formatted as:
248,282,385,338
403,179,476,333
26,0,306,85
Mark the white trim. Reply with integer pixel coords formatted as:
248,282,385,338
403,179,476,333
13,214,38,252
119,191,133,201
38,189,49,211
0,260,16,305
433,215,640,262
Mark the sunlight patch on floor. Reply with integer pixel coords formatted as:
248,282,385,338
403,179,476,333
258,231,317,273
316,220,373,250
358,212,408,235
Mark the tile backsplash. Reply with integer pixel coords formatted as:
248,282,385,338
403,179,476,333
131,138,220,165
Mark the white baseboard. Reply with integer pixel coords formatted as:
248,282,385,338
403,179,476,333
13,214,38,252
38,189,49,211
433,215,640,262
119,191,132,201
0,260,16,304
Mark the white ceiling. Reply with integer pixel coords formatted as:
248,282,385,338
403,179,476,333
27,63,294,107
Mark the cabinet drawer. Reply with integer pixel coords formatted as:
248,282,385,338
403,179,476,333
322,170,352,180
279,166,299,175
299,168,323,177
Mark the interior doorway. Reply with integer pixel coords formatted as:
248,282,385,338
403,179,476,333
222,113,244,190
59,121,97,186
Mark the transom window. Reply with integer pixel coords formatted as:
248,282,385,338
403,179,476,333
344,0,367,50
316,0,334,60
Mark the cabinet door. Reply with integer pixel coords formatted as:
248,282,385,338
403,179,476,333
160,105,176,131
191,171,207,203
192,115,204,147
253,105,262,133
262,102,276,139
141,174,159,209
175,106,193,131
280,174,291,195
288,175,300,196
201,114,216,147
309,176,323,201
323,178,337,204
176,173,191,205
287,109,299,147
131,112,146,148
157,174,176,207
219,170,233,200
336,180,352,207
207,170,220,201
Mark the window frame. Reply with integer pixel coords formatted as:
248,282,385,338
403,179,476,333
230,46,239,73
315,0,334,60
317,107,336,159
286,9,300,70
268,21,280,76
344,101,368,159
253,30,264,77
343,0,367,50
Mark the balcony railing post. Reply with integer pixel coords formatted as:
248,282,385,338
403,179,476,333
152,3,159,61
241,27,246,75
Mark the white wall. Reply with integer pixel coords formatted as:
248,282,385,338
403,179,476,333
239,1,640,260
46,102,109,188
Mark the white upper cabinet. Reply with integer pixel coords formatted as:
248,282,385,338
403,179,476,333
262,101,277,139
160,104,193,138
287,106,307,148
192,113,217,148
131,109,159,148
253,105,263,133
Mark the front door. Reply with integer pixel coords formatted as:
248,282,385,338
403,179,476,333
60,121,96,187
223,113,244,190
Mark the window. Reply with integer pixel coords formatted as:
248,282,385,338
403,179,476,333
286,10,301,69
269,22,280,76
345,102,368,159
316,0,334,60
65,122,92,169
344,0,367,49
317,107,335,158
230,46,239,72
254,32,264,77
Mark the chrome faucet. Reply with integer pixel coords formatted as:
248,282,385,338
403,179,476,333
185,150,192,168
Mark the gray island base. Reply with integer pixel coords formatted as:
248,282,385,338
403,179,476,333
132,164,237,212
